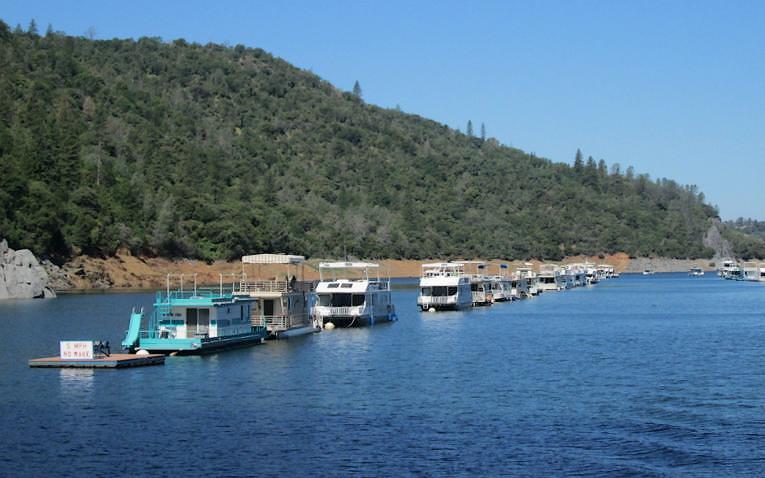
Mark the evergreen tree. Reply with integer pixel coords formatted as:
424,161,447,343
573,148,584,174
466,120,474,137
352,80,362,99
27,19,38,36
480,122,486,141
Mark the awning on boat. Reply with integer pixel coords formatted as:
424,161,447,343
319,262,379,269
242,254,305,264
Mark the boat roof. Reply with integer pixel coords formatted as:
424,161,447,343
452,260,486,265
319,261,379,269
242,254,305,264
422,262,462,268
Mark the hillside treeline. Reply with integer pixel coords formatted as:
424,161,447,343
0,22,731,262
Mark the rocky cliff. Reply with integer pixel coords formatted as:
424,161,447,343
703,219,734,260
0,239,56,299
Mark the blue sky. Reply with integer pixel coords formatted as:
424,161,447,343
4,0,763,219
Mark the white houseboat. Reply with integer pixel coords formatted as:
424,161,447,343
488,264,513,302
742,262,760,282
236,254,318,338
455,261,493,306
509,273,529,299
417,262,473,311
719,259,741,279
312,262,397,327
517,264,540,296
689,266,704,277
538,264,564,292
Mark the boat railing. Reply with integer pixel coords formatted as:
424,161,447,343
158,289,235,302
238,280,314,294
312,305,366,317
418,295,455,305
251,314,310,330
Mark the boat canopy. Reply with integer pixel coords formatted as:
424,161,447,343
422,262,461,268
319,262,379,269
242,254,305,264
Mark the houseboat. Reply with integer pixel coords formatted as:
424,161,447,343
585,264,600,284
689,266,704,277
742,262,760,282
488,264,513,302
719,259,741,279
417,262,473,311
597,264,616,279
312,262,397,327
566,264,587,287
560,268,575,289
538,264,564,292
236,254,318,338
509,274,529,299
455,261,493,305
517,264,540,295
122,274,267,355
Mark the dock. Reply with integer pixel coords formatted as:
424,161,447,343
29,353,165,369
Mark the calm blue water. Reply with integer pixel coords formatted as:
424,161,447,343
1,274,764,477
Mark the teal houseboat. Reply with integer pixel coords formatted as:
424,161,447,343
122,274,267,355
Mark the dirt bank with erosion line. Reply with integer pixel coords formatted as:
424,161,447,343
43,251,719,292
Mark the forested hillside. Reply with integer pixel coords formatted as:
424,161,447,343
0,22,737,263
723,219,765,260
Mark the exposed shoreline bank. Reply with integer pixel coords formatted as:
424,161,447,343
44,252,718,292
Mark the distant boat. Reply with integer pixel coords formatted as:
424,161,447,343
689,267,704,277
517,264,540,296
417,262,472,311
719,259,741,280
453,261,494,305
642,269,655,276
742,262,761,282
538,264,565,291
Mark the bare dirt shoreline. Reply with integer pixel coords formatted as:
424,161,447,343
45,252,719,291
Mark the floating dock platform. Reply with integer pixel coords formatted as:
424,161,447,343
29,353,165,369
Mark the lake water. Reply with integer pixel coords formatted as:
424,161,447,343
1,274,764,476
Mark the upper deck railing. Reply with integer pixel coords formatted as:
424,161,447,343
238,279,314,294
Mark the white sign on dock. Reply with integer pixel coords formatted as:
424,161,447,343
60,341,94,360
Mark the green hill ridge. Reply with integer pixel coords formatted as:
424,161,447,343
1,22,762,262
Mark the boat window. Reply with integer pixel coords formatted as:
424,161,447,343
447,287,457,295
318,294,331,306
471,283,478,291
328,283,340,288
421,287,432,296
341,283,353,288
352,294,365,306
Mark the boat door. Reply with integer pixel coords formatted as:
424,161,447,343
186,308,210,337
264,299,275,317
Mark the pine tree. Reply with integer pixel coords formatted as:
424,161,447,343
466,120,473,137
352,80,362,99
573,148,584,174
28,19,38,36
480,122,486,141
45,23,54,37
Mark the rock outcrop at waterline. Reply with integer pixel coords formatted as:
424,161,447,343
0,239,56,300
703,219,734,260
